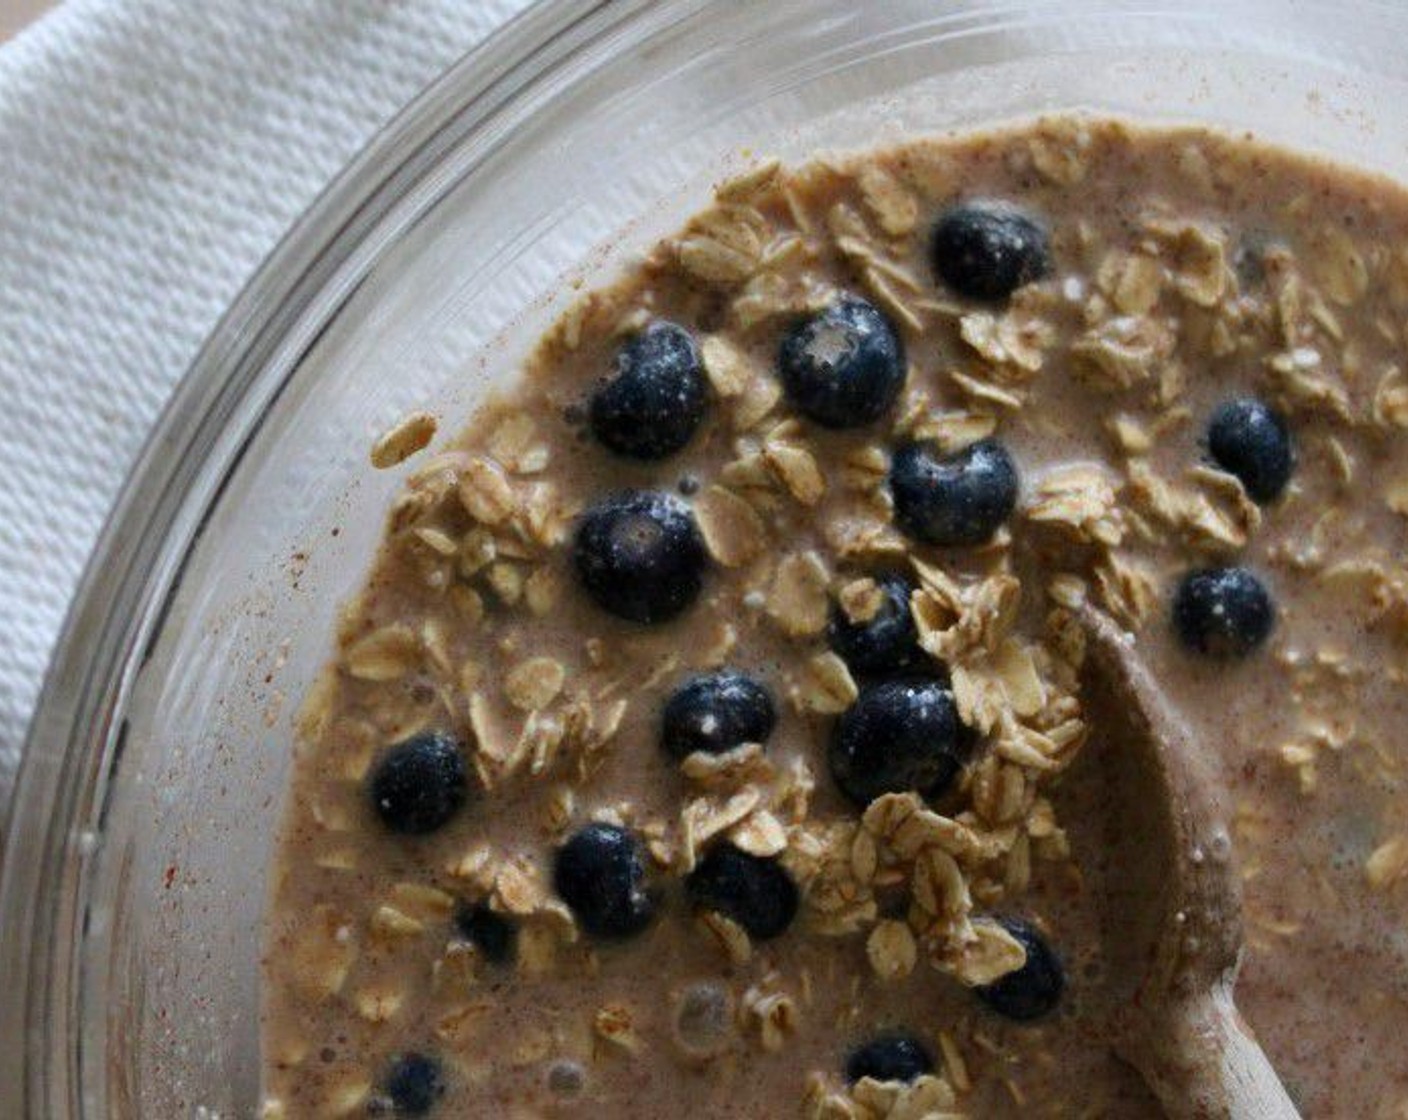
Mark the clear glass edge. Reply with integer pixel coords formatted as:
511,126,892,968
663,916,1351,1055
6,0,1408,1114
0,0,631,1112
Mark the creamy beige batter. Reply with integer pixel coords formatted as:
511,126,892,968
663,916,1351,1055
261,118,1408,1118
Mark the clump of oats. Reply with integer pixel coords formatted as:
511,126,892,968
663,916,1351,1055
1310,223,1370,306
388,881,455,920
695,485,765,567
840,445,889,492
318,1074,372,1117
458,456,518,526
1365,835,1408,890
909,409,997,453
853,1073,964,1120
343,622,424,682
1092,550,1159,628
1123,460,1260,554
731,809,789,858
1023,463,1126,547
1028,118,1091,186
958,308,1049,375
680,742,773,790
838,577,883,623
504,656,566,712
792,651,859,715
368,904,424,941
679,788,763,872
1070,315,1174,391
675,204,770,286
767,551,831,637
909,563,1021,665
288,905,358,1001
698,909,752,965
804,1070,965,1120
488,411,550,474
1105,412,1153,455
1373,366,1408,430
1144,217,1228,307
370,411,437,469
857,163,918,236
1097,250,1164,315
701,334,752,397
934,916,1028,987
764,435,827,506
741,980,798,1052
353,987,404,1024
784,819,877,937
715,157,782,202
866,920,918,981
594,1004,642,1053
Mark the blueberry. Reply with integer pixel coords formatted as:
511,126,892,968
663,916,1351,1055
931,200,1052,302
1173,567,1275,659
845,1033,934,1085
384,1052,445,1116
829,678,967,807
455,902,515,965
573,490,707,623
368,731,467,836
1207,397,1293,503
661,671,775,761
890,439,1018,548
590,320,707,459
686,842,798,940
828,572,922,676
974,916,1066,1021
553,822,657,939
672,982,734,1061
546,1060,587,1100
777,296,906,428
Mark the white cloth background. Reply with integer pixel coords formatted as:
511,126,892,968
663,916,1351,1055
0,0,532,789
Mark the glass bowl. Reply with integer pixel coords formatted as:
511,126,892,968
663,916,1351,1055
6,0,1408,1114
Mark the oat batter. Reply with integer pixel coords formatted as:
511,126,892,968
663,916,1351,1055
261,118,1408,1118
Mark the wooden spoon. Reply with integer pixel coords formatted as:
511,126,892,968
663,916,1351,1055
1078,605,1300,1120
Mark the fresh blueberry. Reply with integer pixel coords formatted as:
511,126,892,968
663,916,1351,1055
384,1052,445,1116
661,671,775,761
974,916,1066,1021
890,439,1018,548
845,1033,934,1084
589,320,707,459
829,678,967,807
1173,567,1275,659
828,572,922,676
1207,397,1293,503
573,490,707,623
931,200,1052,302
368,731,467,836
455,902,515,965
553,822,657,939
777,296,906,428
686,842,798,940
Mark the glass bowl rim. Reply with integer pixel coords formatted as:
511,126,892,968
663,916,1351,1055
8,0,1408,1112
0,0,629,1109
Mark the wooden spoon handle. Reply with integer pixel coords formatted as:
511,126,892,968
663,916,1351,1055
1207,1002,1301,1120
1135,985,1300,1120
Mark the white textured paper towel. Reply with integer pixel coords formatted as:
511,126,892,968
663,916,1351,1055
0,0,531,783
